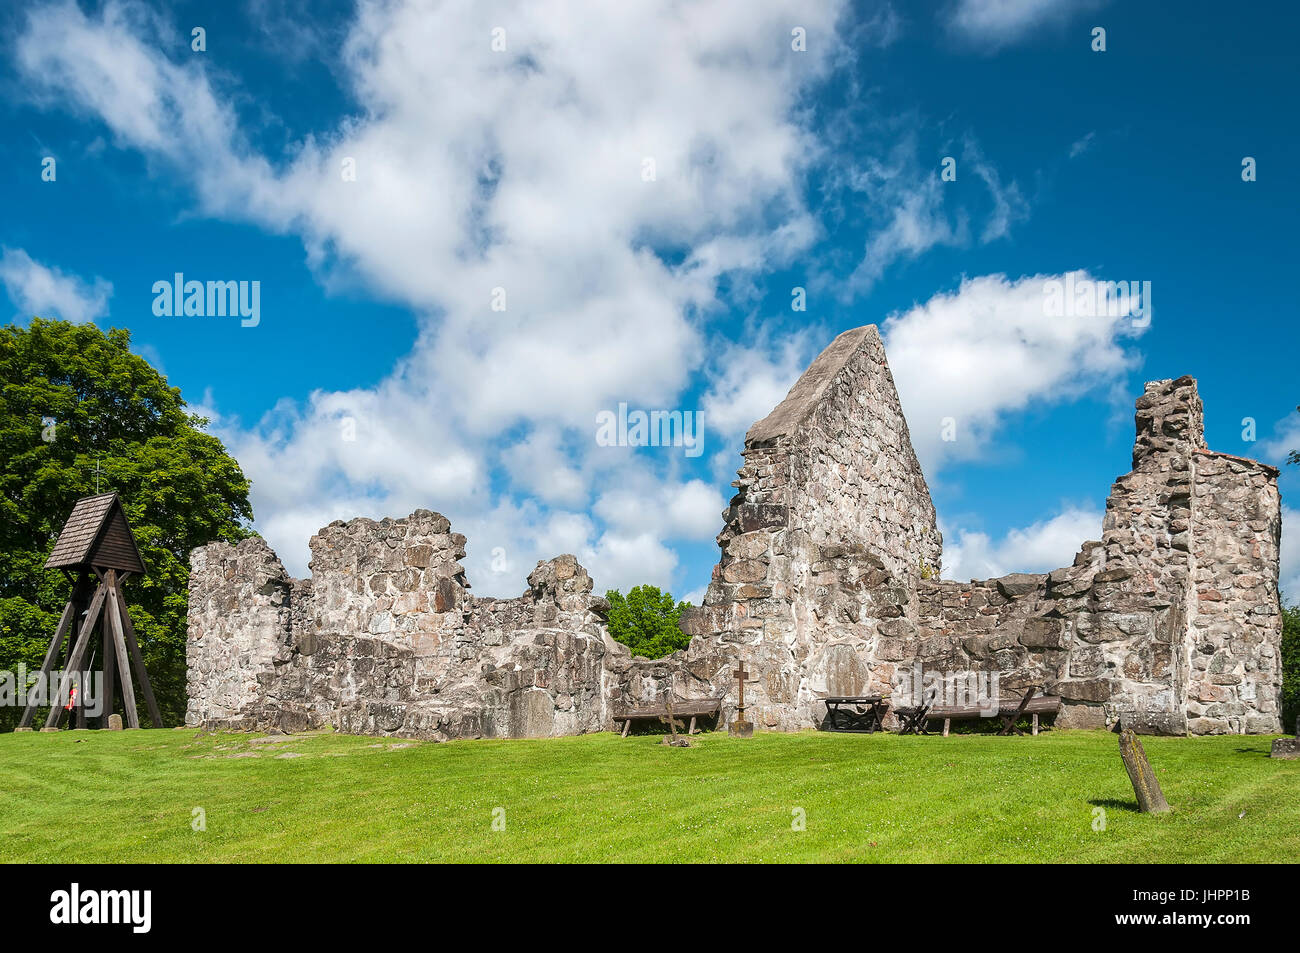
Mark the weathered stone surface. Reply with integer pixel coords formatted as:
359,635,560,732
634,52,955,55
995,574,1046,598
186,514,614,740
1120,710,1188,736
186,329,1283,740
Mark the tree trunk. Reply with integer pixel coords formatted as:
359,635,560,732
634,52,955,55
1119,729,1171,813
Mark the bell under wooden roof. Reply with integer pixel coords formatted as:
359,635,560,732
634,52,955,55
44,492,145,574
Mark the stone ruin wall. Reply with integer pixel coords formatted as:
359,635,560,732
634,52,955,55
1186,450,1283,733
186,325,1284,738
187,511,624,739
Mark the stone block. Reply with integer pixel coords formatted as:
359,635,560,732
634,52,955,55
1056,703,1107,730
1020,617,1064,649
1270,737,1300,759
1118,710,1186,736
1055,678,1115,703
723,559,768,584
994,573,1046,598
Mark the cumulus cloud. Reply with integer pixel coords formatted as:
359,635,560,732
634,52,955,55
882,270,1146,476
0,248,113,324
944,0,1108,49
700,325,821,441
594,478,726,542
941,505,1102,581
14,1,1148,604
14,0,861,593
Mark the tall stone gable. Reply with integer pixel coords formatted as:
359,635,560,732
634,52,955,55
667,325,944,730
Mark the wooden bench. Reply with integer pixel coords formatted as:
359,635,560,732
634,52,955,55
613,698,724,737
926,689,1062,736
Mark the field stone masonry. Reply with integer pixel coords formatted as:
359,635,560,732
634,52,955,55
186,326,1284,738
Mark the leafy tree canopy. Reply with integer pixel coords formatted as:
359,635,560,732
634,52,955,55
604,585,693,659
1,318,253,729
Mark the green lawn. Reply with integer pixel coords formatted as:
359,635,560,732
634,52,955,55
1,728,1295,863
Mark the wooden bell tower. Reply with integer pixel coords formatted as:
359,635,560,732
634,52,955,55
18,492,161,730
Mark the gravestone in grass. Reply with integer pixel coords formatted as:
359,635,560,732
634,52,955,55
659,694,689,747
1270,717,1299,760
1119,729,1171,813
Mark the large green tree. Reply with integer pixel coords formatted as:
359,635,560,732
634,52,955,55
1,318,253,729
1282,603,1299,733
604,585,693,659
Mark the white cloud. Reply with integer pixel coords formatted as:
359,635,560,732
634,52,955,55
851,176,964,292
701,326,820,441
1069,131,1096,158
14,0,860,595
502,426,589,507
839,135,967,294
882,270,1145,476
594,478,725,542
944,0,1108,49
1281,506,1300,605
0,248,113,324
964,138,1029,242
1258,412,1300,468
941,505,1102,580
840,133,1028,294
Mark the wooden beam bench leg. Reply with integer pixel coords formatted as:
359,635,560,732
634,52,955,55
943,718,950,737
688,715,697,735
621,719,631,738
1032,712,1039,736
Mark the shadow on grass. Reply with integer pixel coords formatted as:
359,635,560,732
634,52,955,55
1231,746,1277,758
1088,797,1140,814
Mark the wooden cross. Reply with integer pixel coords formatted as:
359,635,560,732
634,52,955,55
729,662,755,738
734,662,750,714
658,694,685,740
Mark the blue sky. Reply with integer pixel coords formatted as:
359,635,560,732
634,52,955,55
2,0,1297,601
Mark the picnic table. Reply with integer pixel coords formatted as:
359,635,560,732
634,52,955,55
822,695,888,733
613,697,723,737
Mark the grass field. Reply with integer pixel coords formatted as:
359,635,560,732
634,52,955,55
1,727,1295,863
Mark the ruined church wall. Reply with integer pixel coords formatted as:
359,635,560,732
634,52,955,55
672,358,1282,736
186,511,620,739
877,378,1281,734
185,537,296,729
1185,450,1284,733
187,328,1284,740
